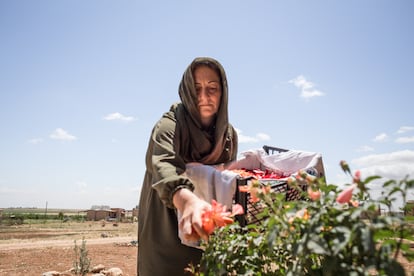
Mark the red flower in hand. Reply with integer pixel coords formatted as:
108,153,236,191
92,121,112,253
201,200,244,235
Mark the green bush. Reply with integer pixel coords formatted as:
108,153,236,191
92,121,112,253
73,237,91,276
193,161,414,275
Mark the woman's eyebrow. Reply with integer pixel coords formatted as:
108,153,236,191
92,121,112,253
195,80,220,85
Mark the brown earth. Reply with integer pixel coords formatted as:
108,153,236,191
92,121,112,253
0,221,138,276
0,240,137,276
0,221,413,276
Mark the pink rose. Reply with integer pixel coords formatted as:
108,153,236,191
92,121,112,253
307,186,321,201
336,184,356,204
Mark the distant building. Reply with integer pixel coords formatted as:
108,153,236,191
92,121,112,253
405,200,414,216
86,208,125,221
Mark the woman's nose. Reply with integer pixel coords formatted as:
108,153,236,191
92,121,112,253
198,88,209,102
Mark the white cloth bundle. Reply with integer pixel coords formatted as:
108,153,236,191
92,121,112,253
178,163,239,247
226,148,325,177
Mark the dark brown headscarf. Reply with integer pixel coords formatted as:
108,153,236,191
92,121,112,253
173,57,237,164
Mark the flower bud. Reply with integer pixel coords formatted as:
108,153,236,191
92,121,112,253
307,186,321,201
340,160,351,174
336,184,356,204
353,170,361,184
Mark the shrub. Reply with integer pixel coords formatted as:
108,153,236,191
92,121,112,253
193,161,414,275
73,237,91,276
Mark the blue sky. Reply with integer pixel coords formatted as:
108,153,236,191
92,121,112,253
1,1,413,210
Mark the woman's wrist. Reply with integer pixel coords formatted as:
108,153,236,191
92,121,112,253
173,187,197,212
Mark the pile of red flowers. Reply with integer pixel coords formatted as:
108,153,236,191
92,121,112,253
231,168,287,179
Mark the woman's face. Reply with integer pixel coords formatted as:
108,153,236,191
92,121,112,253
194,65,222,128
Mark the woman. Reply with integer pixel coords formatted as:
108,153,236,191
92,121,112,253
138,57,238,275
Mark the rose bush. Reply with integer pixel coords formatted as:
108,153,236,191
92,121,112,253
189,161,414,275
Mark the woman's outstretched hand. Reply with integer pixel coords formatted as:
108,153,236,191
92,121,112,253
173,188,211,242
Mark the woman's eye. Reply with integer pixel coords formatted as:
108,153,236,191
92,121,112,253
208,87,218,93
195,86,220,96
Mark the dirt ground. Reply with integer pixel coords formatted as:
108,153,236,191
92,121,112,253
0,221,413,276
0,221,138,276
0,241,137,276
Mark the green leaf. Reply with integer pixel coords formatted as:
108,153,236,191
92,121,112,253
331,226,351,255
307,237,329,254
383,179,396,188
364,175,381,184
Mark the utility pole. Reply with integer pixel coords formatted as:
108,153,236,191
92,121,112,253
44,201,48,219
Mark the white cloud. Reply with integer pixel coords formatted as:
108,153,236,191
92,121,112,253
28,138,44,145
355,145,374,152
372,133,388,142
351,150,414,211
395,136,414,144
236,128,271,143
256,133,271,141
103,112,135,122
289,75,325,100
352,150,414,180
396,126,414,134
49,128,77,141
